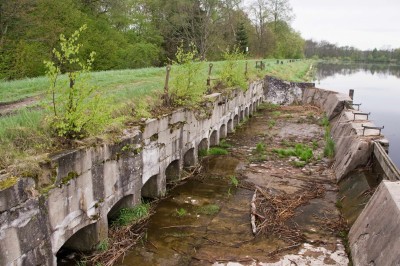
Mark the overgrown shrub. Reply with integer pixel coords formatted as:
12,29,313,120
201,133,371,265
170,42,205,106
44,25,110,139
218,47,247,90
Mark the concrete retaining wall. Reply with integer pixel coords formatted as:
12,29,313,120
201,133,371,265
0,81,264,266
349,181,400,266
266,77,400,265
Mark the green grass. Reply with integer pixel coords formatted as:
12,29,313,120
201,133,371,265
97,239,109,251
175,208,187,217
268,120,276,128
0,60,313,104
0,59,313,175
273,143,314,163
208,147,229,155
250,142,267,162
324,137,335,158
197,204,220,215
230,175,239,187
218,139,232,149
198,149,208,157
112,203,150,227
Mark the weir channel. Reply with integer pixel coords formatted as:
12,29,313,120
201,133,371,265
116,104,349,265
2,76,400,265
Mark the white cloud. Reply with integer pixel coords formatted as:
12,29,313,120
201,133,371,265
244,0,400,50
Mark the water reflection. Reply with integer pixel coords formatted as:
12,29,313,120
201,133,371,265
315,62,400,168
316,63,400,80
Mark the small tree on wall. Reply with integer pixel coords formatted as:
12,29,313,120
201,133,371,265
44,25,109,139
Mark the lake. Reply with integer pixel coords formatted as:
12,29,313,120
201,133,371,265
315,62,400,168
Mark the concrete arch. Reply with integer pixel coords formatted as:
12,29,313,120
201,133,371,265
56,222,99,260
107,194,135,221
166,160,180,182
227,119,234,133
233,115,239,127
249,104,253,114
220,124,227,138
183,148,196,167
240,110,244,121
210,130,219,146
198,138,208,150
245,107,249,117
142,175,159,199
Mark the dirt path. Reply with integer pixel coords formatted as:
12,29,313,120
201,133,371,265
0,96,41,116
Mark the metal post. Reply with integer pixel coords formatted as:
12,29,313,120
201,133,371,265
245,61,248,77
349,89,354,100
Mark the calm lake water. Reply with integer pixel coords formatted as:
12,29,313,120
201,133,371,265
315,63,400,168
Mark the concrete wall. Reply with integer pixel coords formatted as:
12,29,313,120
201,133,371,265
349,181,400,266
267,77,400,266
0,81,264,266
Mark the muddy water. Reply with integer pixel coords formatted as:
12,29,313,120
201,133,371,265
118,106,350,265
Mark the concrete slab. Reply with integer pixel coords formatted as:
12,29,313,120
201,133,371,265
349,180,400,266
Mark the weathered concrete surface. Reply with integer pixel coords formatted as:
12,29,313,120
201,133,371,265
373,142,400,181
0,178,35,212
0,81,264,266
302,87,351,120
330,111,377,181
264,76,307,105
349,180,400,266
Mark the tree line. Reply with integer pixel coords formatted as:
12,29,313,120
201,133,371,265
0,0,304,80
305,39,400,63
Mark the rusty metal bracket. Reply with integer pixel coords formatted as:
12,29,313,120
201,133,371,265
351,103,362,111
353,112,370,121
361,124,384,136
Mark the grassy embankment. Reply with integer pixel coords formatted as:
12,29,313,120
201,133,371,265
0,59,313,181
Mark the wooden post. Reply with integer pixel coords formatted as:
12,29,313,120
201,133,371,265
349,89,354,100
245,61,248,77
207,63,213,86
163,65,171,105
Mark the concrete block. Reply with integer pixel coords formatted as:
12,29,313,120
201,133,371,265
349,181,400,266
0,178,35,212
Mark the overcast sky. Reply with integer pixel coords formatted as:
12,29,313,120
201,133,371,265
244,0,400,50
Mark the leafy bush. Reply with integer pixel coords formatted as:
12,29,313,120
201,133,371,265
218,47,247,90
170,42,205,106
44,25,110,139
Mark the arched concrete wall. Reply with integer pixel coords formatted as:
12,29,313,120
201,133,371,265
166,160,180,182
220,124,227,139
227,119,234,133
233,114,239,127
210,130,219,146
141,174,159,199
0,80,266,266
184,148,196,167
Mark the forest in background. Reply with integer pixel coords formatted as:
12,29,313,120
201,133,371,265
305,39,400,63
0,0,305,80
